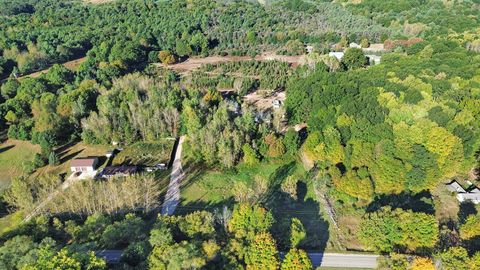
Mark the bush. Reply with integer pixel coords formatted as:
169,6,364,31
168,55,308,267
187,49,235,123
158,50,176,65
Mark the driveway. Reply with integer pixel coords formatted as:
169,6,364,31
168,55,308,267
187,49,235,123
161,136,185,215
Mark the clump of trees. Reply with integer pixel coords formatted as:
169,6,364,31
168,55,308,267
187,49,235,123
0,203,315,269
286,40,480,203
359,207,438,253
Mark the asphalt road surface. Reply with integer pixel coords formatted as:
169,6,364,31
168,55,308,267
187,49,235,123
161,136,185,215
309,253,378,268
98,250,378,268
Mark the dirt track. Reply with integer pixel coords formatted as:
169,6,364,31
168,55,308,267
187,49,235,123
18,57,86,80
158,52,303,72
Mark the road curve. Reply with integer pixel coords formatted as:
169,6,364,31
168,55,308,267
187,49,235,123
161,136,185,215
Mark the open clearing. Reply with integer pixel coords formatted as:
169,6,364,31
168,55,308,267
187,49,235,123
0,140,40,191
159,52,303,73
18,57,86,80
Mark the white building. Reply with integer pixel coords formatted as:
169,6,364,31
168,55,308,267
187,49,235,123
70,157,98,173
328,52,344,60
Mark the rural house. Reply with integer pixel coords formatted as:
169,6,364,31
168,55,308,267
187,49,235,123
446,180,480,204
70,157,98,173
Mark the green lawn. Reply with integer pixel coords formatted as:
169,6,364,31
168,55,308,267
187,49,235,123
180,160,290,206
113,140,175,166
0,140,40,191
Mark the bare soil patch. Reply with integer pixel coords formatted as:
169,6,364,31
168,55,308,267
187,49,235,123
18,57,86,80
158,52,303,73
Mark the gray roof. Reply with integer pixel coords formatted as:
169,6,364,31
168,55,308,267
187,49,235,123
446,180,466,193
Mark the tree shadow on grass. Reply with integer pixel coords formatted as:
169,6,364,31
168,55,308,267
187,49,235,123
59,149,84,164
366,190,435,214
458,201,477,223
267,174,329,252
0,144,14,154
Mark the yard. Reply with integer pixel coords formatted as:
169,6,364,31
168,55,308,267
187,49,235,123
0,140,40,191
112,140,175,167
32,142,109,179
179,158,337,251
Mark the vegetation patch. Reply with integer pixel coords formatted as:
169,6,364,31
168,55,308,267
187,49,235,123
112,140,175,166
0,140,40,190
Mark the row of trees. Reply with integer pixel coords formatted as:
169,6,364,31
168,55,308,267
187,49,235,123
0,204,314,269
4,174,161,217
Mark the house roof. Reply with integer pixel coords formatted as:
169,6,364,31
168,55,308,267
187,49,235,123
468,187,480,193
446,180,466,193
458,193,480,201
71,158,97,168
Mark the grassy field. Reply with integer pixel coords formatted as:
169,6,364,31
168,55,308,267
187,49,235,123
179,157,337,250
112,140,176,166
180,160,289,206
0,140,40,191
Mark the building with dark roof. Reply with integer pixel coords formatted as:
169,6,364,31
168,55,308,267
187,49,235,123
98,166,138,178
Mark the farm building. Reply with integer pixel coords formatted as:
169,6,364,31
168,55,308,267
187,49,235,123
70,157,98,173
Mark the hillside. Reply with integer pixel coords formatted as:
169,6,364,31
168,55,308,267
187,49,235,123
0,0,479,269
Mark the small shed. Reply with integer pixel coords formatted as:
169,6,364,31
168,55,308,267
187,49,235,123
328,52,344,60
70,158,98,173
98,166,138,178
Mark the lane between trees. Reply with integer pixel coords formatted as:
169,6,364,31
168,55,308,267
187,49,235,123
161,136,185,215
96,250,379,268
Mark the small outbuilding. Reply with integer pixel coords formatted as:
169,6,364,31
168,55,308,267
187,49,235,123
328,52,344,60
70,157,98,173
98,166,138,178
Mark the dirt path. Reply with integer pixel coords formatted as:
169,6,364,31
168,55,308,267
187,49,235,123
17,57,86,80
161,136,185,215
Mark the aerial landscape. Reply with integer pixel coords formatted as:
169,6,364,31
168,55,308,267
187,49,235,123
0,0,479,269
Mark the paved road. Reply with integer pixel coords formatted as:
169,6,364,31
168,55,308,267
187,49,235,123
161,136,185,215
309,253,378,268
97,249,378,268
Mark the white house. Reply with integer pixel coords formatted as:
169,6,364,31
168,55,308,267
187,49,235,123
328,52,344,60
70,157,98,173
446,180,480,204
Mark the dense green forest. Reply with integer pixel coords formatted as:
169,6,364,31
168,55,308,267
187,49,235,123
1,0,480,269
